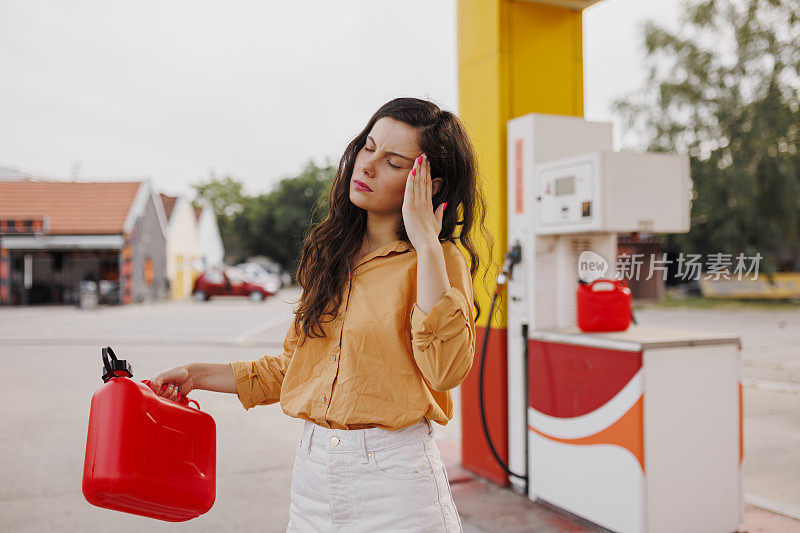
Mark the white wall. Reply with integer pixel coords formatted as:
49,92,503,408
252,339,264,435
165,197,202,299
196,205,225,269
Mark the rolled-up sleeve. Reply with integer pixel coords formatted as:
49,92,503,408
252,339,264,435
410,242,476,391
229,316,301,410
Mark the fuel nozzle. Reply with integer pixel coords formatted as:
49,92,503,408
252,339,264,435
496,240,522,287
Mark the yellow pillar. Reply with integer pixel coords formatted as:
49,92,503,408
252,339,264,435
457,0,590,485
458,0,585,328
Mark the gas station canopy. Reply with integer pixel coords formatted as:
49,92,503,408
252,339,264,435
520,0,601,9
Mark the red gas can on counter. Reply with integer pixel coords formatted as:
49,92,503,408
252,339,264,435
82,347,216,521
577,278,632,332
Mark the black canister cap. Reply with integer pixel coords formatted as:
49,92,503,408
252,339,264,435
101,346,132,382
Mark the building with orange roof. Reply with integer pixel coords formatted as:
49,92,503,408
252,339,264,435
0,180,168,305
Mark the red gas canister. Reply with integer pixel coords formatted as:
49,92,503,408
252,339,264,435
576,278,632,332
82,347,216,521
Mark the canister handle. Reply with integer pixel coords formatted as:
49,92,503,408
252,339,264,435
587,278,628,292
185,398,201,410
588,280,616,292
141,379,201,411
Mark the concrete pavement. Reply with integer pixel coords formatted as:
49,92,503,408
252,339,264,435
0,291,304,531
0,287,798,531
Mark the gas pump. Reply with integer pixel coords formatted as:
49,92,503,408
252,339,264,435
476,113,743,533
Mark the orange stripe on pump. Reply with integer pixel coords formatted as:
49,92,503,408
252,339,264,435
529,395,645,471
739,382,743,465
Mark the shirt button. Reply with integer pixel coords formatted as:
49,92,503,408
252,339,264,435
330,436,340,446
320,395,327,403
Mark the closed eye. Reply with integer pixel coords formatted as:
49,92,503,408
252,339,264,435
364,147,400,169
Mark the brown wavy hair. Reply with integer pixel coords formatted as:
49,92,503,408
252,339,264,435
292,97,495,342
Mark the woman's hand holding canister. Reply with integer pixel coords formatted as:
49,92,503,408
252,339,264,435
147,363,237,402
148,365,194,402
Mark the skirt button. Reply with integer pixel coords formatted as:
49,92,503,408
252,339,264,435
330,436,340,446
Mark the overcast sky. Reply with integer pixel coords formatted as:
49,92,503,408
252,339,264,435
0,0,683,198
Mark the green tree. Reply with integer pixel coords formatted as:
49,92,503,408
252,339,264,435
613,0,800,273
191,170,247,219
243,160,335,277
191,169,249,264
190,161,335,272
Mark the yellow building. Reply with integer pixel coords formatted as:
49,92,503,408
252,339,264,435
160,194,203,300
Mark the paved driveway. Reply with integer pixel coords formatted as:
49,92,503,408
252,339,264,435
0,290,797,531
0,289,307,532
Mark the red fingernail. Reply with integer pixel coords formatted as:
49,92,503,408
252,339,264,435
443,202,448,210
417,156,422,164
411,169,416,176
161,384,167,391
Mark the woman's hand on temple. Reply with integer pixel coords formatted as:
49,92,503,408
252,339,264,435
402,153,446,251
148,365,194,402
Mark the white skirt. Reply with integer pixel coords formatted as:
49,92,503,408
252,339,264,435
287,418,463,532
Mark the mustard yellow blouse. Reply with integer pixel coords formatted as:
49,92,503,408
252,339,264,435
229,239,476,430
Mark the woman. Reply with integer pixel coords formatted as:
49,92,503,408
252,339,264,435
148,97,494,532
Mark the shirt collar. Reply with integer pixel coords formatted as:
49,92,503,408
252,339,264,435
354,239,414,270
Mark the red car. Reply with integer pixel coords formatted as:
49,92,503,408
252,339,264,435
192,267,275,302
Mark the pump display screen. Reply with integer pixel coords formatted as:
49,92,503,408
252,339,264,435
538,161,594,230
555,176,575,196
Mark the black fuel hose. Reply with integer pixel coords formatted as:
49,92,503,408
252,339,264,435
477,242,527,482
